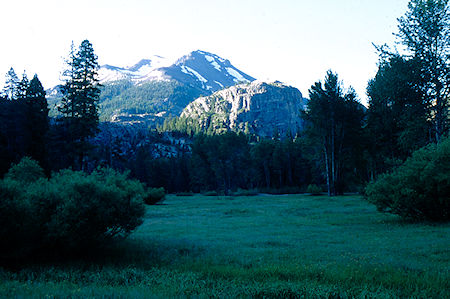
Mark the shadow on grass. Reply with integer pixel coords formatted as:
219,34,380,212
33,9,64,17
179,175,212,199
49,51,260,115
0,236,207,273
375,213,450,227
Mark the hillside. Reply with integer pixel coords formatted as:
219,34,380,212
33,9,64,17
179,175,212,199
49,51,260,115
47,50,256,126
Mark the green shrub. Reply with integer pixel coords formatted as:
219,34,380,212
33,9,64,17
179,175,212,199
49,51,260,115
202,191,218,196
144,187,166,205
231,189,259,196
259,186,303,195
176,192,194,196
4,157,45,183
0,160,146,258
365,137,450,221
306,184,322,195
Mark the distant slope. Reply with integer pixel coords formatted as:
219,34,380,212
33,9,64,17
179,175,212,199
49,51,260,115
99,80,205,125
48,50,257,126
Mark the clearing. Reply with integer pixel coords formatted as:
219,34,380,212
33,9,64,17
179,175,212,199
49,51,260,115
1,194,449,298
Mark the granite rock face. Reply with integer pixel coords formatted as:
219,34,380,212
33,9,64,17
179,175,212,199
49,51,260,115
180,81,306,137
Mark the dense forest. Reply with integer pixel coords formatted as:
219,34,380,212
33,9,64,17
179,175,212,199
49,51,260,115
1,0,449,226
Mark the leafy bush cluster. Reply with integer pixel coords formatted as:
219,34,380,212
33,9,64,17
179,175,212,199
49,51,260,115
144,187,166,205
231,189,259,196
306,184,323,195
0,158,146,258
365,137,450,221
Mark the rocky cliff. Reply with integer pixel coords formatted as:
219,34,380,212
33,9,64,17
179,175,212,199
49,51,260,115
180,81,306,137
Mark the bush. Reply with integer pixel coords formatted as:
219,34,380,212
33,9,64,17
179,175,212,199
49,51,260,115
0,160,146,258
4,157,45,183
202,191,218,196
176,192,194,196
306,184,322,195
231,189,259,196
365,137,450,221
259,186,304,195
144,187,166,205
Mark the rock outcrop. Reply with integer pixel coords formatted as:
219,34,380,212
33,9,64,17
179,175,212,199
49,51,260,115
180,81,306,137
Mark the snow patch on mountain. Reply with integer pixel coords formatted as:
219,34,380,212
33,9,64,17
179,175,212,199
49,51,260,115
205,55,221,71
226,67,248,83
214,80,224,88
181,66,208,83
98,55,172,83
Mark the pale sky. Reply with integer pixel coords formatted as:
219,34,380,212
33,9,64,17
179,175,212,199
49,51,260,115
1,0,410,104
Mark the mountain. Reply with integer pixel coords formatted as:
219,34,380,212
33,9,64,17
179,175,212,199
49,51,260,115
98,50,255,93
97,50,256,125
47,50,256,125
179,81,306,137
158,50,255,92
98,55,171,83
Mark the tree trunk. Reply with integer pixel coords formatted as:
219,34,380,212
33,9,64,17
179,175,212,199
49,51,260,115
331,117,336,196
264,161,270,188
286,150,293,186
324,139,331,197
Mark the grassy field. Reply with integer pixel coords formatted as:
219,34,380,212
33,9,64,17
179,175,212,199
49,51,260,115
1,194,449,298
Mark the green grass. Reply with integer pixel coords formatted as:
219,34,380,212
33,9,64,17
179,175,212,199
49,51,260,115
1,194,449,298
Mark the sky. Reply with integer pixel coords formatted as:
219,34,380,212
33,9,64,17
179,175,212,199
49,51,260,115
1,0,411,104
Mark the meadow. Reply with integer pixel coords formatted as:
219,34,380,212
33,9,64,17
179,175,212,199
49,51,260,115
0,194,449,298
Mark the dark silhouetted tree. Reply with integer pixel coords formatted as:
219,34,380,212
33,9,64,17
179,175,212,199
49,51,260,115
59,40,101,169
24,75,49,168
367,56,429,175
396,0,450,141
303,71,365,196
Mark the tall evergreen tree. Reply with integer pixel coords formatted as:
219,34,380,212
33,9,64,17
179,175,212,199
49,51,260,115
367,56,429,175
303,71,365,196
25,75,49,167
17,71,29,101
2,68,19,100
59,40,101,169
396,0,450,141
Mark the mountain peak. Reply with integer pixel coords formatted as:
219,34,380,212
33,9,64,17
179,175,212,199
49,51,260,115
99,50,256,93
128,59,153,72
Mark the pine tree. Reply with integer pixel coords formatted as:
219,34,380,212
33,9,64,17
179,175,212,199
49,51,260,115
17,71,29,101
303,71,365,196
25,75,49,167
396,0,450,141
367,56,429,175
59,40,101,169
2,68,19,100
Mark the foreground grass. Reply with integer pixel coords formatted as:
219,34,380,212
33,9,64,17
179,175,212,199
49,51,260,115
1,194,449,298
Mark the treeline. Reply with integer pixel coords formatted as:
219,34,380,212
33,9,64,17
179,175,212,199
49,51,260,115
0,70,49,175
143,74,368,195
122,131,316,194
0,40,104,174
